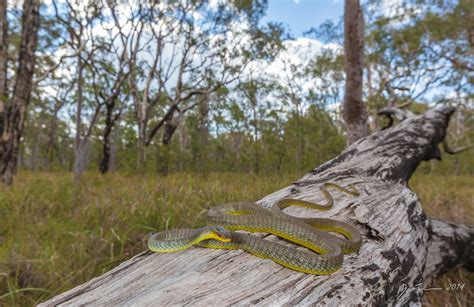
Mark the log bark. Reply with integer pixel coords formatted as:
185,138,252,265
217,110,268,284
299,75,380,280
39,106,473,306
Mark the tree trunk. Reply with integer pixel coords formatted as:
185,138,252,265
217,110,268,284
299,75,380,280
38,106,473,306
0,0,7,142
100,102,119,174
136,97,149,169
73,142,89,183
158,110,181,175
0,0,7,103
45,107,60,169
100,117,112,174
0,0,40,185
198,96,209,172
73,56,85,183
159,124,175,175
138,125,147,170
109,123,120,172
342,0,368,146
30,127,42,171
251,99,260,174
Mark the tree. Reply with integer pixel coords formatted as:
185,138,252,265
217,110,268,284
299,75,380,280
52,0,107,182
0,0,41,185
92,1,132,174
342,0,368,145
118,0,276,173
364,1,472,132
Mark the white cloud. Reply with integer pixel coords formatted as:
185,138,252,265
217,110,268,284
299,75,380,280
261,38,341,84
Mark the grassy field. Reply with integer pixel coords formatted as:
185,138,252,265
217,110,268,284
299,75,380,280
0,171,472,306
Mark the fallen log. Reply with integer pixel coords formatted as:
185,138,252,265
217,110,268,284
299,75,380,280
39,105,473,306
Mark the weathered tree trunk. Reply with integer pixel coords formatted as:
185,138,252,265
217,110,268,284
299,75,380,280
0,0,40,185
342,0,368,146
39,106,472,306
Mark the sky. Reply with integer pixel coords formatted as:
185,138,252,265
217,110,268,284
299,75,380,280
262,0,344,37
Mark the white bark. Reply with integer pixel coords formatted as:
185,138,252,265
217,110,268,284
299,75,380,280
39,106,473,306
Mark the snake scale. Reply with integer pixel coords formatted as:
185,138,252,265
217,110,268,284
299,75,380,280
148,182,361,275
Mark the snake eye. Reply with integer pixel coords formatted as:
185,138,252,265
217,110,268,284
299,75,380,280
212,226,231,242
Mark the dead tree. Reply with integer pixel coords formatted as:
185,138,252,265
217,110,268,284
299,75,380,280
39,105,472,306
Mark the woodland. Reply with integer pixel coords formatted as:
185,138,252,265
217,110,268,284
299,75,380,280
0,0,472,305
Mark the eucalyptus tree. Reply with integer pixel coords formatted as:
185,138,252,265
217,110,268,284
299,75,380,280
44,81,73,169
232,77,276,173
88,1,135,174
52,0,109,182
342,0,368,146
267,39,325,171
365,0,473,115
115,0,276,173
0,0,41,185
309,49,345,129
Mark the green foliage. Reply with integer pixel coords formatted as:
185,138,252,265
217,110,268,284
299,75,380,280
281,106,344,172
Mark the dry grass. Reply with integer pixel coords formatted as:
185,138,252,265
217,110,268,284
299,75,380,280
410,174,473,225
0,171,472,306
410,173,474,307
0,172,298,306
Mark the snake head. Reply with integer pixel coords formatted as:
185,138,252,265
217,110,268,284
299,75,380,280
209,226,232,242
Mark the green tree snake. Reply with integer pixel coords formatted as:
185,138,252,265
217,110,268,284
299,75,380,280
148,182,362,275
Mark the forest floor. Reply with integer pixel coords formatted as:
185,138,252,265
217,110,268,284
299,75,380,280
0,171,472,306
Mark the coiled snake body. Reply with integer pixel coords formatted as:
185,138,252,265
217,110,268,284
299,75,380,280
148,182,361,275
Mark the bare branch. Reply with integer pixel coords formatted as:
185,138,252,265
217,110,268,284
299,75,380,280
442,139,472,155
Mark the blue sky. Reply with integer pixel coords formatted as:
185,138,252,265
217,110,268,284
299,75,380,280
262,0,344,37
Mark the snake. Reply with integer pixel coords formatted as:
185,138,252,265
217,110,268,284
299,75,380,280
148,182,362,275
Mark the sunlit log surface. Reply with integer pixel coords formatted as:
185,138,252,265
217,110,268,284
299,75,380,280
39,106,473,306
